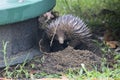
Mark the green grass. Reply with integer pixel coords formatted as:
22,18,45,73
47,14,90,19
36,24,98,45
0,41,29,79
54,0,120,28
66,66,120,80
1,41,10,78
55,0,120,16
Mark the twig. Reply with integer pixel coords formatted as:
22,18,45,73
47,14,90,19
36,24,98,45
50,26,57,46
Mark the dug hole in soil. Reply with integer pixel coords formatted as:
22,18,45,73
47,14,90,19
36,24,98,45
28,34,102,74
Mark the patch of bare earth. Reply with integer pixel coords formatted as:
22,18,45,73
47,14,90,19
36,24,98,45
29,46,101,74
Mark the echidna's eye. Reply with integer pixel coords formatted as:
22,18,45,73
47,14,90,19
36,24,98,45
49,33,52,38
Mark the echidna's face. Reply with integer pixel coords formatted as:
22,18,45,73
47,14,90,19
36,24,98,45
47,29,66,44
55,30,66,44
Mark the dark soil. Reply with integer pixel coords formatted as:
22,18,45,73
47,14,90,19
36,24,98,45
27,46,101,74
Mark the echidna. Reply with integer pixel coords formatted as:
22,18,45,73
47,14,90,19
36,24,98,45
46,14,92,47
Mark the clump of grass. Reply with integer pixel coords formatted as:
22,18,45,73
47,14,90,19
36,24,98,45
66,63,120,80
1,41,30,79
34,72,61,79
1,41,10,78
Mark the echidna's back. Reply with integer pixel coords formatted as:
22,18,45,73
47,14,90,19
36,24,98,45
47,14,91,40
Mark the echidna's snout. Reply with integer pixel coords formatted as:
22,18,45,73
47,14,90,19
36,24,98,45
57,31,65,44
58,36,64,44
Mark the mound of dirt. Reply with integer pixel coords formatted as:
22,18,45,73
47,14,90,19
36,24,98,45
29,46,101,74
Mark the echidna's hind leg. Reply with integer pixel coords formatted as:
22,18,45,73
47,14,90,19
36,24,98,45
68,39,81,48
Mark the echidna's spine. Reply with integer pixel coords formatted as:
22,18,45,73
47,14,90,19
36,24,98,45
46,14,91,41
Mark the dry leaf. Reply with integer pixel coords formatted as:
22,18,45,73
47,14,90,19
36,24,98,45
105,41,119,48
0,78,12,80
